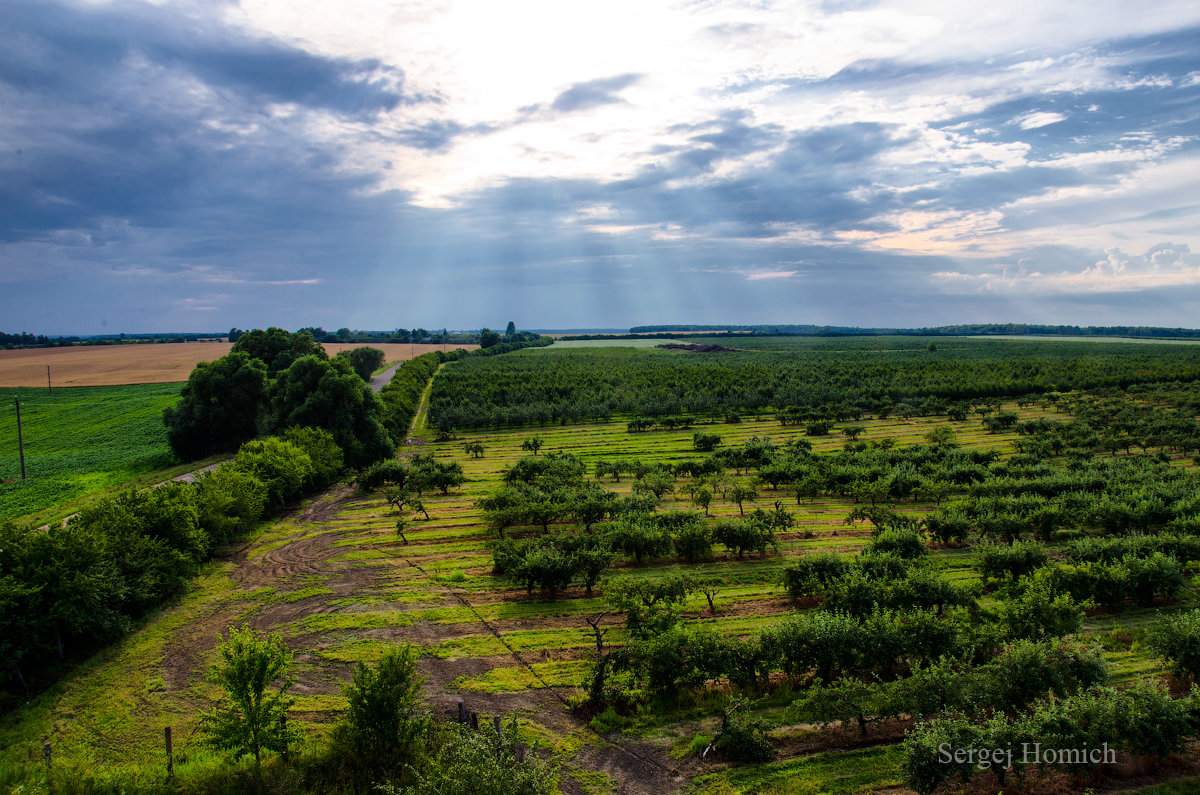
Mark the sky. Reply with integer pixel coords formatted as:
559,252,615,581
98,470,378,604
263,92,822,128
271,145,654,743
2,0,1199,333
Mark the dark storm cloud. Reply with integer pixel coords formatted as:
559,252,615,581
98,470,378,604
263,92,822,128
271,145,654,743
0,0,412,116
0,0,424,244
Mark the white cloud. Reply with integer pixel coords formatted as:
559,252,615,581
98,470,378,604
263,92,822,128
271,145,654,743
1012,111,1067,130
746,270,798,280
932,243,1200,294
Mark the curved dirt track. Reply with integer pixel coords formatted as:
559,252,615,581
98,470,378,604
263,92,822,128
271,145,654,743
184,481,694,795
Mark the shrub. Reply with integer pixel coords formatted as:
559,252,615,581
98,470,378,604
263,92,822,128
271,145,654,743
194,465,268,544
1148,608,1200,684
230,437,313,510
713,699,774,763
331,645,428,777
865,528,925,559
281,426,344,488
782,552,849,599
977,540,1048,585
200,625,299,777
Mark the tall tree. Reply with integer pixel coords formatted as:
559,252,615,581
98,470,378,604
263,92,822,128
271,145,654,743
163,351,268,460
268,355,395,468
231,327,327,377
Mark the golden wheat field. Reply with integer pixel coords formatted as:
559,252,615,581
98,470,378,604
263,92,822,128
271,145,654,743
0,342,477,387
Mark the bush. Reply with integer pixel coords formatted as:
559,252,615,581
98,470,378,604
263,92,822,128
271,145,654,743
1148,608,1200,684
194,465,268,544
782,552,849,599
997,572,1084,641
382,719,557,795
977,540,1048,584
673,522,714,562
865,528,925,559
713,699,774,763
230,437,314,511
281,426,344,488
331,645,428,778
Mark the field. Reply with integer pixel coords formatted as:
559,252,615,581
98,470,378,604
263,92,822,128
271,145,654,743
0,384,188,522
5,389,1197,794
0,343,475,388
5,338,1200,794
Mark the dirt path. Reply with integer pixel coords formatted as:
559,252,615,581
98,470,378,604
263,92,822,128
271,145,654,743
369,362,402,392
165,477,693,795
406,363,443,442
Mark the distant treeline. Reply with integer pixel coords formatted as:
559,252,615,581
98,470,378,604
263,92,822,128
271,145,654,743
628,323,1200,338
231,323,541,346
0,331,224,349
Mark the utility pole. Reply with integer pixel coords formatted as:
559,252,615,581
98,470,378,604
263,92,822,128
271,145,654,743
15,398,26,480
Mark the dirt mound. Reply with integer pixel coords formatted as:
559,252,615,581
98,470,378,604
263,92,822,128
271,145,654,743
660,343,740,353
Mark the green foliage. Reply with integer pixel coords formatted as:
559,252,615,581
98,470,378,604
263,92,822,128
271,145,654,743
1149,609,1200,684
693,431,722,451
281,426,344,488
712,515,777,558
382,720,557,795
977,540,1048,584
194,465,268,544
864,528,925,559
429,338,1200,429
231,326,326,377
331,645,429,777
359,459,411,491
903,684,1198,794
336,346,386,381
997,571,1084,640
782,552,850,599
713,699,774,763
200,625,299,772
606,573,694,639
268,354,394,468
378,352,443,441
163,351,268,460
230,437,314,510
492,534,613,597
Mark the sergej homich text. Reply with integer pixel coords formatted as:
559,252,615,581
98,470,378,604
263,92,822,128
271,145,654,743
938,742,1118,770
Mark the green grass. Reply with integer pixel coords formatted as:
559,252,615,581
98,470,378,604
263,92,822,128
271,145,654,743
0,383,183,520
693,744,905,794
3,371,1196,795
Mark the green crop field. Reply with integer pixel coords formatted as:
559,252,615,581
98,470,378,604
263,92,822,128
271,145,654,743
0,384,186,521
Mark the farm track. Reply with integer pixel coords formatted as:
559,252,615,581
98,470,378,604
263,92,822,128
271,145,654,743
403,558,687,795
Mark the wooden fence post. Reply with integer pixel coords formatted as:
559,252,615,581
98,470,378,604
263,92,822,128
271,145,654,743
165,726,174,777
